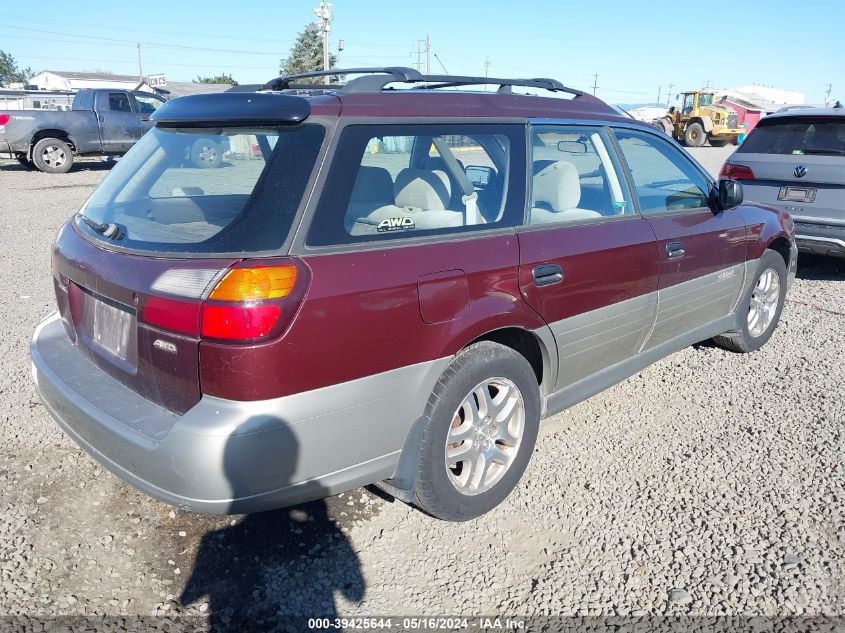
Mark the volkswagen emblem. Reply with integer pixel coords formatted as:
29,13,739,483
793,165,807,178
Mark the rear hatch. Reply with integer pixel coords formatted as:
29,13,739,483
725,114,845,222
52,99,326,414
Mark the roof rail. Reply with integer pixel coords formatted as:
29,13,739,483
263,67,421,91
407,75,586,98
263,68,591,100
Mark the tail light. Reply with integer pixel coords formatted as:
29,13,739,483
0,114,10,126
719,163,755,180
141,259,309,343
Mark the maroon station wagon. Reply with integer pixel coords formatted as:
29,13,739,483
31,68,797,521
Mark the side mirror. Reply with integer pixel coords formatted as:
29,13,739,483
717,179,744,210
465,165,494,188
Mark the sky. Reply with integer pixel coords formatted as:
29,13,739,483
1,1,842,105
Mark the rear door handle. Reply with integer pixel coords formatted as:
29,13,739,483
666,241,685,259
532,263,564,287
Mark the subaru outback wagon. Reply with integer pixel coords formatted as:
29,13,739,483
31,68,797,521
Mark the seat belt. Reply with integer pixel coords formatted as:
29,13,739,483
431,137,483,225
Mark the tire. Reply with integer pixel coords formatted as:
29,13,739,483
31,137,74,174
712,250,787,353
190,138,222,168
655,119,672,135
412,341,541,521
15,155,33,169
684,123,706,147
709,138,730,148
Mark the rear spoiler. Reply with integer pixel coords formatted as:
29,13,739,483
151,92,310,126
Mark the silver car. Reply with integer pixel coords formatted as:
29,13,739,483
721,106,845,257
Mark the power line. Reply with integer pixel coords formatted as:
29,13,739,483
0,22,284,56
592,73,599,96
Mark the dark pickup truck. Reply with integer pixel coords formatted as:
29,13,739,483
0,89,165,173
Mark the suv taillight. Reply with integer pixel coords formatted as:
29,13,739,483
141,259,309,343
719,163,755,180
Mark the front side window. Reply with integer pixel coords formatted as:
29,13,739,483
738,117,845,156
529,125,632,225
307,124,525,246
614,129,712,213
134,93,164,114
682,94,696,115
77,124,325,254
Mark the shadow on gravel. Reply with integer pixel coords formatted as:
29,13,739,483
0,161,114,173
179,420,365,632
795,254,845,281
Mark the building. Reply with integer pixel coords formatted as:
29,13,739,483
27,70,154,92
716,95,765,134
719,85,805,114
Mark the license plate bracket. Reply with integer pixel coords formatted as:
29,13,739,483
778,186,817,203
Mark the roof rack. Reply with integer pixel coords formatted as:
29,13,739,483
263,67,421,91
262,67,589,99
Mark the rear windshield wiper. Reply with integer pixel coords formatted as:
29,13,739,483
79,215,125,240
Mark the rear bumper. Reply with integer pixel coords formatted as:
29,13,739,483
31,312,448,514
794,217,845,258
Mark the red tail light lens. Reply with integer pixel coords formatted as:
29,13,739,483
200,304,282,340
142,296,201,336
719,163,755,180
0,114,10,126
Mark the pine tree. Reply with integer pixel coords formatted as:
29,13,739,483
279,24,337,77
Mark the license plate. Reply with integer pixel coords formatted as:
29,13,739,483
778,186,816,203
79,290,136,363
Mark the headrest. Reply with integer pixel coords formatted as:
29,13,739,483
532,161,581,211
351,166,395,205
394,169,450,210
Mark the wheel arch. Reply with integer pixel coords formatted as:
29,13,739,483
464,326,555,395
30,129,77,155
766,235,792,269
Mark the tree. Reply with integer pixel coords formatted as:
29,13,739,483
279,23,337,78
195,73,238,86
0,50,33,86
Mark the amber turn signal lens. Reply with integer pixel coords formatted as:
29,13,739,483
208,266,298,302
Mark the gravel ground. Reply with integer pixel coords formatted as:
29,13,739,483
0,146,842,628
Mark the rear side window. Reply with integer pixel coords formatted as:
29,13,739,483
306,124,525,246
77,124,325,254
108,93,132,113
738,117,845,156
529,125,633,225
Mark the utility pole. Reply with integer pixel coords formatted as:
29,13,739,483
666,83,674,105
703,79,711,90
592,73,599,96
426,34,430,74
313,1,333,84
656,85,662,105
825,83,833,105
136,43,143,83
412,39,427,72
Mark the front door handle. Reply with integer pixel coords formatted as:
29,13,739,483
533,263,564,287
666,241,685,259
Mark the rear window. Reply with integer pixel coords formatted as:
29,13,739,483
739,117,845,156
76,124,325,254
